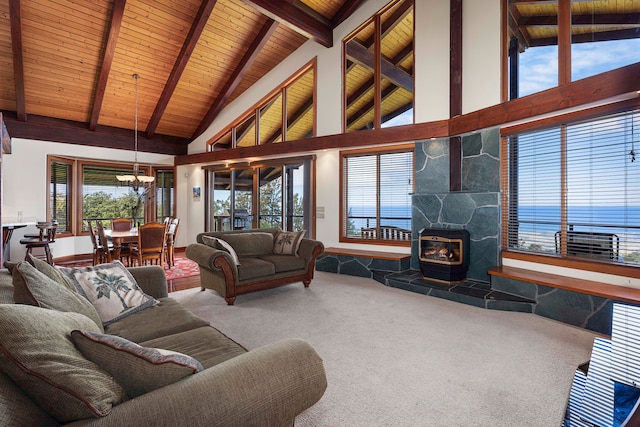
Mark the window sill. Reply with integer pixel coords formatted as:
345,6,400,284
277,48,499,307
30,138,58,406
339,237,411,247
501,250,640,280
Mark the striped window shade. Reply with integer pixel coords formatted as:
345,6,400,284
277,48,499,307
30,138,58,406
504,109,640,265
611,303,640,388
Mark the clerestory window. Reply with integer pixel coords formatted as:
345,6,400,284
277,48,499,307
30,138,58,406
343,0,414,132
507,0,640,99
207,60,316,149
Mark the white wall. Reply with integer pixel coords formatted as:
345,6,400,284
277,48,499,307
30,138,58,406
2,138,173,262
185,0,504,254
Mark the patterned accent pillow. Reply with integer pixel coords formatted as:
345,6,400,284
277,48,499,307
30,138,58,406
12,261,104,332
59,261,157,326
273,230,305,256
202,235,241,265
71,330,203,398
0,305,126,423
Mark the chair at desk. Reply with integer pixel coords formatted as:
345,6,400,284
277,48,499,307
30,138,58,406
19,221,58,265
165,218,180,268
132,222,167,267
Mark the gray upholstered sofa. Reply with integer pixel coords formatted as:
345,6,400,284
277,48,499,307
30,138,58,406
186,228,324,305
0,259,327,426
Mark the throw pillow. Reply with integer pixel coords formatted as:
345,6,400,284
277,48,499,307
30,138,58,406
59,261,157,326
71,330,203,398
202,235,241,265
27,253,77,291
273,230,305,255
12,261,104,332
0,305,126,423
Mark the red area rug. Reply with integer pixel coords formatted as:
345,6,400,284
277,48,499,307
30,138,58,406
164,256,200,281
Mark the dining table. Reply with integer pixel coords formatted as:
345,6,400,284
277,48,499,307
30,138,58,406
105,228,138,262
106,225,176,267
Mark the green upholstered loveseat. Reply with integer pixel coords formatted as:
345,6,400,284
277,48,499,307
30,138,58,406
186,228,324,305
0,262,327,426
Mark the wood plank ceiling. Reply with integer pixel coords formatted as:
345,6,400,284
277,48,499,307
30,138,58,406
509,0,640,49
0,0,363,155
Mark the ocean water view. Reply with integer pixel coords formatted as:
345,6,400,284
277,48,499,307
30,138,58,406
514,206,640,260
347,205,412,232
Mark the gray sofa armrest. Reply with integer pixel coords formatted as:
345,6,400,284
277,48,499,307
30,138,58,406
298,238,324,263
186,243,237,274
127,265,168,299
68,338,327,427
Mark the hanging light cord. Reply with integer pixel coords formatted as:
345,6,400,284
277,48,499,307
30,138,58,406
133,73,139,173
630,113,636,163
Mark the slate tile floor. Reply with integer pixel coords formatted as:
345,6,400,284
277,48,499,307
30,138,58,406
372,269,536,312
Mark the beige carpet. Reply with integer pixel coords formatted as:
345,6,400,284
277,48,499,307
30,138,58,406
171,272,601,427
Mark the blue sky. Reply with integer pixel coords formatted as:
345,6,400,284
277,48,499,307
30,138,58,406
520,39,640,97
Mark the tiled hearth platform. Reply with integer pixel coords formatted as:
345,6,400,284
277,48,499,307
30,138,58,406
372,269,536,312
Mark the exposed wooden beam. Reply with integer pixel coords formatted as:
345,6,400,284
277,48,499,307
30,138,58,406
519,13,640,26
346,45,413,111
243,0,333,47
449,61,640,136
89,0,126,131
450,0,463,192
8,0,25,122
530,28,640,47
361,0,412,48
348,85,400,129
176,120,449,166
262,97,313,144
193,19,279,138
3,112,189,156
332,0,366,28
345,41,413,91
146,0,218,138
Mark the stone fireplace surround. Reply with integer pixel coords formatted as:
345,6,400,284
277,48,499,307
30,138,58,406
318,129,615,334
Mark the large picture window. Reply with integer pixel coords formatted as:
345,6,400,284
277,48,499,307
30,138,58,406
505,109,640,265
341,146,413,244
81,163,152,230
47,156,171,236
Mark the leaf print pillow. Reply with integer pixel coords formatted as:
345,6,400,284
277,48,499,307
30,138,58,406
273,230,306,256
59,261,157,326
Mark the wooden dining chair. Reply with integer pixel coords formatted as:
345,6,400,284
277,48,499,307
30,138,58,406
96,222,114,263
165,218,180,268
132,222,167,267
87,220,101,265
111,217,133,231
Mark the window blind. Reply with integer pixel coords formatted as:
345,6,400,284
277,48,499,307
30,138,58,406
343,149,413,240
506,109,640,264
49,161,72,233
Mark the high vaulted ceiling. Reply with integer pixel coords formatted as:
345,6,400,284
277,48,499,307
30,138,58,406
0,0,363,155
